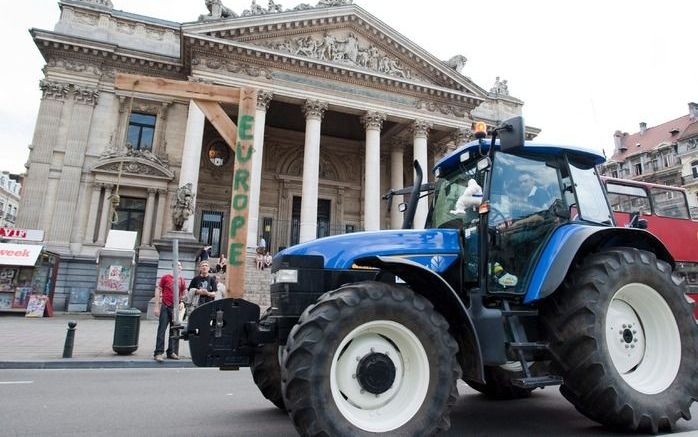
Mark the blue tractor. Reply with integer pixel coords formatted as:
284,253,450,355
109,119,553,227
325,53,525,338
182,117,698,436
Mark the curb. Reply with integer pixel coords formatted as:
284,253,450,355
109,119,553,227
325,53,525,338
0,359,198,370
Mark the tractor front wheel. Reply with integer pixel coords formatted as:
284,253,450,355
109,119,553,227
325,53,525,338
282,281,461,436
541,248,698,433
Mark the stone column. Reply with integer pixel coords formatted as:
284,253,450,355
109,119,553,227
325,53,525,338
299,100,328,243
361,111,386,231
84,183,103,243
141,188,157,246
97,185,114,244
412,120,432,229
153,189,167,241
390,142,405,229
18,80,69,229
247,90,273,250
178,100,206,234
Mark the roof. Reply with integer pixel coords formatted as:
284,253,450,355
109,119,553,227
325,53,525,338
611,115,694,161
435,140,605,175
678,120,698,141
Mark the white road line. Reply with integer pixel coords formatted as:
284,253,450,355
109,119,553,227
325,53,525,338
0,381,34,385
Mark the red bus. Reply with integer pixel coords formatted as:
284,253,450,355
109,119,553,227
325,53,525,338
603,177,698,318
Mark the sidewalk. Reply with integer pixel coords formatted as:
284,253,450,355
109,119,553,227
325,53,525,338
0,312,194,369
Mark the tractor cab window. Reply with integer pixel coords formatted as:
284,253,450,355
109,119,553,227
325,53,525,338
431,160,484,230
487,153,564,293
569,160,613,224
431,158,485,283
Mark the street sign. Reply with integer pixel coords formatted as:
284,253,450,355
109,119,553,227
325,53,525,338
0,228,44,242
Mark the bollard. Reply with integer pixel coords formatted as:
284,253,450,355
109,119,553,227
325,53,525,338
63,320,77,358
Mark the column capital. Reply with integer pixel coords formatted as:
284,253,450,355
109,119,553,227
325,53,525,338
256,90,274,111
147,187,158,195
451,127,474,145
72,85,100,106
411,120,433,139
361,111,387,131
92,182,103,191
303,99,328,121
39,79,70,101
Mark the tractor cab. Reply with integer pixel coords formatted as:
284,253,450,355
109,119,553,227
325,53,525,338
429,120,611,295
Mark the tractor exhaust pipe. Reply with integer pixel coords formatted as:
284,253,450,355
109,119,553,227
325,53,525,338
402,160,423,229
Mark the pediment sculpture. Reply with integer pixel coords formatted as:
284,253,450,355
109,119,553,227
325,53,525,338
200,0,353,20
95,144,174,180
265,31,413,79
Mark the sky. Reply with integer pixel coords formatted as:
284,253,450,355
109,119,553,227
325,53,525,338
2,0,697,174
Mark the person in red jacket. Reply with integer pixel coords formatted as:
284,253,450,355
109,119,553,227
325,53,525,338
153,262,186,362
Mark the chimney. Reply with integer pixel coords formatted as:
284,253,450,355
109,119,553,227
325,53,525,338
614,130,626,151
689,102,698,120
639,122,647,135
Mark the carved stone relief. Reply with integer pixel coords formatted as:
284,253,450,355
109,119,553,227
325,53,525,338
490,76,510,96
46,59,102,77
192,57,273,80
38,80,98,105
263,31,415,80
39,80,70,101
415,100,467,118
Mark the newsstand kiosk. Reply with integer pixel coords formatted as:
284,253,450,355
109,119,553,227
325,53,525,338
0,228,59,316
91,230,137,317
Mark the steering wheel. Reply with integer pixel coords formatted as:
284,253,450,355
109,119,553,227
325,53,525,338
487,206,507,227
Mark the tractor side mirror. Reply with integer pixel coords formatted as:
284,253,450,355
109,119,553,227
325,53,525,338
498,116,525,152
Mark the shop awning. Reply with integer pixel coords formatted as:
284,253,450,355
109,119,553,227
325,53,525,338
0,243,43,266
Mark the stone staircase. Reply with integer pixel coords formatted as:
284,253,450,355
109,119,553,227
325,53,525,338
216,253,272,311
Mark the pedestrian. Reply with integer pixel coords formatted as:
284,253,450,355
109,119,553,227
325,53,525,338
216,253,227,273
153,261,186,362
257,235,266,254
197,245,211,263
264,251,272,269
256,250,264,270
188,260,218,306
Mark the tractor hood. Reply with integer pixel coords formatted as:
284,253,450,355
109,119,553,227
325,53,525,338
278,229,462,272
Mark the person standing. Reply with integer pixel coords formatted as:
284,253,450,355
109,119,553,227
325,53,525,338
188,260,218,306
153,262,186,362
257,235,266,254
197,245,211,263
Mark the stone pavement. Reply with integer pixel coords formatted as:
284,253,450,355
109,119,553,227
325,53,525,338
0,312,195,369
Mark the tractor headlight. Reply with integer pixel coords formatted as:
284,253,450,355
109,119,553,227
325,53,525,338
273,269,298,284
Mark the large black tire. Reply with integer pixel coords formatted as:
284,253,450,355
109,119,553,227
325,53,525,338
540,248,698,433
251,312,285,410
467,364,533,400
282,281,461,436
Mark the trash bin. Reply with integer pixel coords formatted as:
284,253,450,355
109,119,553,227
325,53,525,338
113,308,141,355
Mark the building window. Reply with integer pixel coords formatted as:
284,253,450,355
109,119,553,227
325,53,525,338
111,197,146,245
611,170,619,178
649,159,658,172
692,161,698,178
634,163,643,175
127,112,156,151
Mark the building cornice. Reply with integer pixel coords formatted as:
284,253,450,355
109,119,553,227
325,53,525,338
183,33,481,106
182,4,489,99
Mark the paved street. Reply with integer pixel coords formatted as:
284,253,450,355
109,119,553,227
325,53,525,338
1,368,697,437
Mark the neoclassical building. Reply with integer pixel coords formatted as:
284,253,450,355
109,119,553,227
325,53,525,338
20,0,536,310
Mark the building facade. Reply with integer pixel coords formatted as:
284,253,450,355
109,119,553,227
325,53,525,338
20,0,537,310
598,102,698,217
0,172,21,228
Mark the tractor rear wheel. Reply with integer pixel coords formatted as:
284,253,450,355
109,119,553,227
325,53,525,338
250,311,285,410
282,281,461,436
541,248,698,433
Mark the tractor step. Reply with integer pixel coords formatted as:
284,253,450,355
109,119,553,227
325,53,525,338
501,310,538,317
508,342,549,351
511,375,563,389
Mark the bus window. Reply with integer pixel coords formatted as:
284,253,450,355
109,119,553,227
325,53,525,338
650,187,690,219
606,182,650,214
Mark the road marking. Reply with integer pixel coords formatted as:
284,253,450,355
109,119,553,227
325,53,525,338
0,381,33,385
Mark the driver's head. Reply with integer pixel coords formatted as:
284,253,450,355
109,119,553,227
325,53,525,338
518,172,535,194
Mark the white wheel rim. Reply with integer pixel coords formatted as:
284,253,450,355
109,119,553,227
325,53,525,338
330,320,429,432
605,283,681,394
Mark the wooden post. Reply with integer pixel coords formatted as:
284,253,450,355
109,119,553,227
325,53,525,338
114,74,257,299
225,88,257,299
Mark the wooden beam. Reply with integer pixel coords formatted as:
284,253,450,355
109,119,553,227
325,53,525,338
193,100,237,149
115,73,240,104
226,88,258,299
